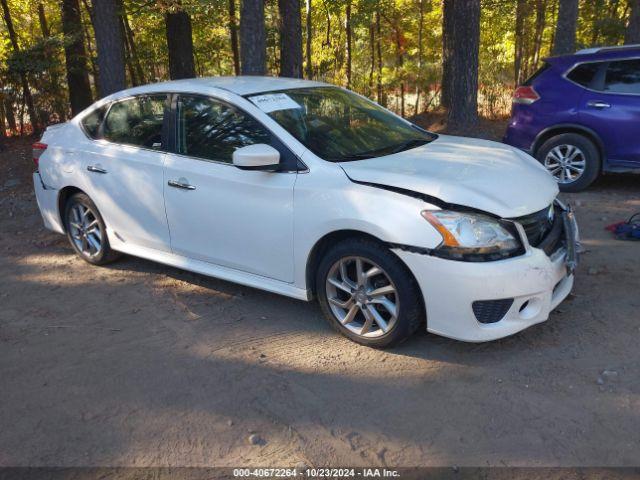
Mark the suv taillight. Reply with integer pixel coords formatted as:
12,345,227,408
32,142,47,170
513,86,540,105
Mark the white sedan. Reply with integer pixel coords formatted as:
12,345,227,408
33,77,578,347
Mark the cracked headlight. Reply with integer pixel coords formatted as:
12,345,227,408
421,210,522,261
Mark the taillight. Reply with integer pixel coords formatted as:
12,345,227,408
513,86,540,105
32,142,47,170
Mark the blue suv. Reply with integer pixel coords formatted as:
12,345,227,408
504,45,640,191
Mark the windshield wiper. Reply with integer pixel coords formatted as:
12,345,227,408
384,138,431,155
336,137,431,162
337,152,377,161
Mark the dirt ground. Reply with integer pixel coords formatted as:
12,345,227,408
1,128,639,469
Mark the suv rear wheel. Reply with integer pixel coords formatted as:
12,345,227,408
536,133,601,192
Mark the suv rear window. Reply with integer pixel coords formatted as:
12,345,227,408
566,62,600,88
604,59,640,94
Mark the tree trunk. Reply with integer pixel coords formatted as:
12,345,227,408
441,0,454,109
552,0,579,55
626,0,640,44
92,0,126,96
165,8,196,79
121,2,145,84
305,0,312,78
37,3,50,37
369,18,375,96
444,0,480,128
80,0,100,90
240,0,266,75
1,0,39,133
375,11,383,105
514,0,526,85
122,22,137,85
532,0,547,68
0,99,6,139
278,0,303,78
229,0,240,75
591,0,604,45
414,0,424,116
4,98,17,133
345,3,352,88
38,2,67,121
390,18,405,117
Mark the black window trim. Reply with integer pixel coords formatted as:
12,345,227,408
563,56,640,96
169,91,306,173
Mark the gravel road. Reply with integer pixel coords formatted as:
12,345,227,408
1,137,639,468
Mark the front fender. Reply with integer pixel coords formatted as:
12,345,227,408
293,167,443,289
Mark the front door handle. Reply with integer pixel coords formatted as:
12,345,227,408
87,165,107,174
168,179,196,190
586,100,611,109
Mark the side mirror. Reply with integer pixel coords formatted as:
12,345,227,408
232,144,280,171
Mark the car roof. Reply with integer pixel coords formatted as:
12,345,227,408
104,76,331,101
546,45,640,67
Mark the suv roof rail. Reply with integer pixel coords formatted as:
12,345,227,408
576,44,640,55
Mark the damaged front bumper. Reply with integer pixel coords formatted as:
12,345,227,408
393,202,579,342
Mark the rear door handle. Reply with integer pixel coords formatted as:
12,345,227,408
87,165,107,174
168,179,196,190
586,101,611,109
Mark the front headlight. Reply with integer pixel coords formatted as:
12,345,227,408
421,210,522,261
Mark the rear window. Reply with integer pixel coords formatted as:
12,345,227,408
81,105,108,139
604,59,640,94
566,62,600,88
103,95,167,149
522,63,550,86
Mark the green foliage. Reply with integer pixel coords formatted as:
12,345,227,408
0,0,635,132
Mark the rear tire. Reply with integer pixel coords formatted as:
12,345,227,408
64,192,120,265
536,133,601,192
316,237,424,348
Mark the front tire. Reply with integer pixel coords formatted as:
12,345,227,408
536,133,601,192
64,192,119,265
316,238,424,348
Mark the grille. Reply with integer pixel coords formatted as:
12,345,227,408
472,299,514,324
512,205,554,247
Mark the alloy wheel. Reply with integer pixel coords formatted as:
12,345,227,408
67,202,103,258
325,256,399,338
544,144,586,184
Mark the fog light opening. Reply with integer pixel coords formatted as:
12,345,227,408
518,297,542,320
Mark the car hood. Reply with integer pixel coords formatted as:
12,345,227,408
339,134,558,218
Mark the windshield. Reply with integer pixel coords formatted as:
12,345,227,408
247,87,436,162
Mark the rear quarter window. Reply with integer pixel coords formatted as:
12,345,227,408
81,105,108,139
566,62,601,88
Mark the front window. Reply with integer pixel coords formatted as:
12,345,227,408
248,87,436,162
177,95,272,164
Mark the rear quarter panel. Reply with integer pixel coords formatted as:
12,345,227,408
505,61,585,151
